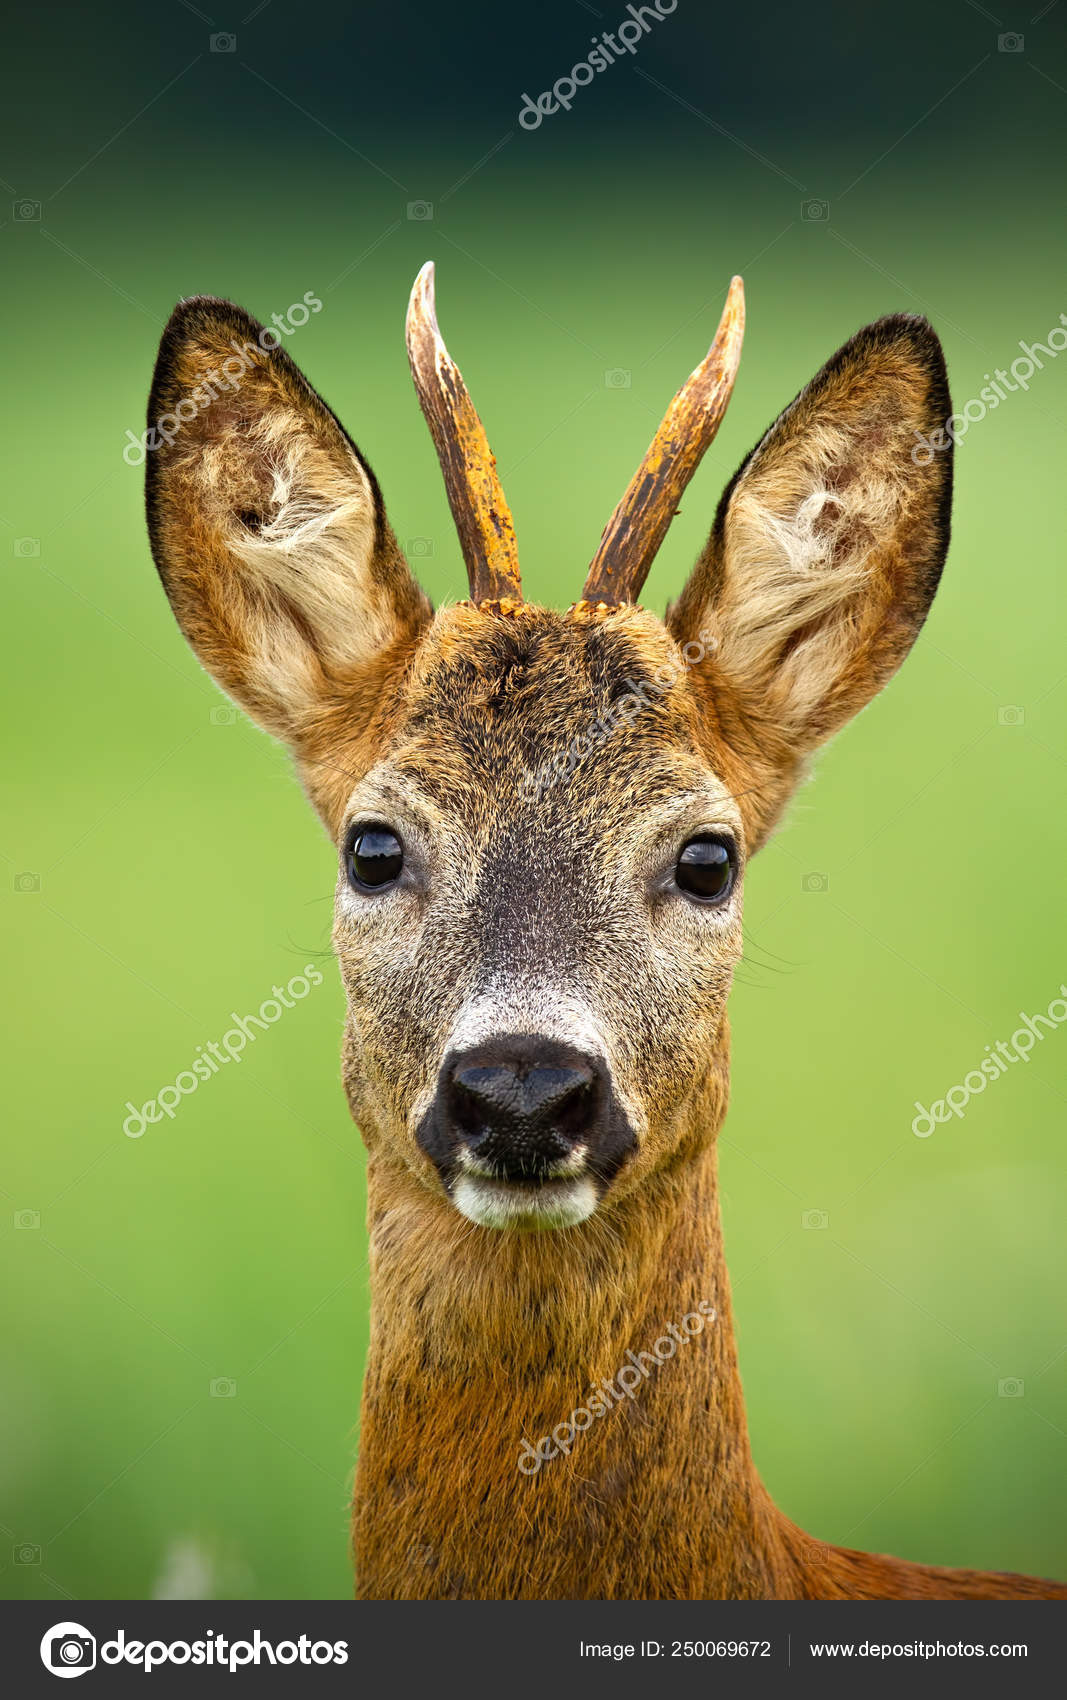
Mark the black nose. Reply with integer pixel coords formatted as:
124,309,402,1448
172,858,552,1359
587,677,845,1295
438,1036,607,1180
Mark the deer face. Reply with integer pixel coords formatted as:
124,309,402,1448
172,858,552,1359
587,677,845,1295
327,601,751,1228
146,270,952,1231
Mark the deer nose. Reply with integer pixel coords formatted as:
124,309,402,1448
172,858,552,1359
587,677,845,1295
441,1039,605,1179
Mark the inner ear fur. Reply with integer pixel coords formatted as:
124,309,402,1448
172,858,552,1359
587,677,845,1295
668,313,952,755
146,295,430,742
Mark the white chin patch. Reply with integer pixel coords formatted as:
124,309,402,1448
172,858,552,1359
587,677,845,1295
452,1174,599,1231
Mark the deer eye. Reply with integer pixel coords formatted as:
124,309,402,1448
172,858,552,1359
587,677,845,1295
675,835,735,904
346,826,403,891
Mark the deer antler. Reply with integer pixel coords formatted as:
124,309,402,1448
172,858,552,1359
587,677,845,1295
406,262,522,606
581,275,745,607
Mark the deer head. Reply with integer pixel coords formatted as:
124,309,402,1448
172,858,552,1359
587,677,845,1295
146,267,951,1234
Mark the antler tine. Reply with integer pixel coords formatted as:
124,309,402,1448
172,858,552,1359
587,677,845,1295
405,262,522,606
582,276,745,607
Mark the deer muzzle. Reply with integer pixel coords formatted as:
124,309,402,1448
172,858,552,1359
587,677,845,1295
416,1033,636,1229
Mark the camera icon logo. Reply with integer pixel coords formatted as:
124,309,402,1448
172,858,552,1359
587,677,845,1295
14,1541,42,1564
210,1376,237,1397
407,200,434,221
801,199,830,221
13,199,42,222
802,871,828,893
14,872,41,893
40,1622,97,1678
604,368,632,390
997,704,1024,727
997,1377,1024,1398
210,32,237,52
802,1209,829,1230
14,537,41,557
15,1208,40,1229
210,705,237,726
998,32,1024,53
405,537,435,558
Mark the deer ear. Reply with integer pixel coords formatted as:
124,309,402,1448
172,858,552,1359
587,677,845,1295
145,296,431,742
667,314,952,752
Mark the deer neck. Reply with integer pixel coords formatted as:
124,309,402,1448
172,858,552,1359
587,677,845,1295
352,1083,800,1600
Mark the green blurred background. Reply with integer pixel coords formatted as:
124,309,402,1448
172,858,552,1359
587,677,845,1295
3,0,1065,1601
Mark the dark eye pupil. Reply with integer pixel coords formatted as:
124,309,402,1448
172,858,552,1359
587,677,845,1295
348,828,403,889
676,837,734,901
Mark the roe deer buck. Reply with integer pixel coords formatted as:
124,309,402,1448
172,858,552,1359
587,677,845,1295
145,265,1065,1601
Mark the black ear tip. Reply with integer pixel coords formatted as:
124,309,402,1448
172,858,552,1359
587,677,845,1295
851,311,947,370
158,294,266,350
822,312,950,430
148,296,275,431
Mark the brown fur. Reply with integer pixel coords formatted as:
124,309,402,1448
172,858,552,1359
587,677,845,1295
144,292,1065,1600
